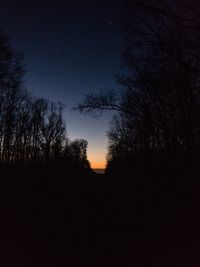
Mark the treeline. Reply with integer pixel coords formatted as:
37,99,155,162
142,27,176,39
0,31,90,169
107,0,200,157
76,0,200,176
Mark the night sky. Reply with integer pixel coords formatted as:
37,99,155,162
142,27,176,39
0,0,122,169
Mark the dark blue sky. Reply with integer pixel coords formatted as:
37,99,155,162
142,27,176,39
0,0,122,168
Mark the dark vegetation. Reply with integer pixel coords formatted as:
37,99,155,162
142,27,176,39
77,0,200,177
0,30,90,169
75,0,200,265
1,0,200,266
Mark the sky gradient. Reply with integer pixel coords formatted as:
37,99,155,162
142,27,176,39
0,0,122,169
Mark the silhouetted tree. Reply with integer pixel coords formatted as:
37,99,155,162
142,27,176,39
64,139,90,169
0,29,91,170
75,0,200,173
41,101,65,161
0,30,25,163
28,97,47,162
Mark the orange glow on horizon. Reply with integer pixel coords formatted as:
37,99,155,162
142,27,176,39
86,140,108,170
90,161,105,169
88,149,106,169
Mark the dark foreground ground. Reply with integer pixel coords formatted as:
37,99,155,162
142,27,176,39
0,164,199,266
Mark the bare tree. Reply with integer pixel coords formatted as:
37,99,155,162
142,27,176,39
64,139,90,169
41,101,65,161
75,0,200,169
0,30,25,163
0,29,92,170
